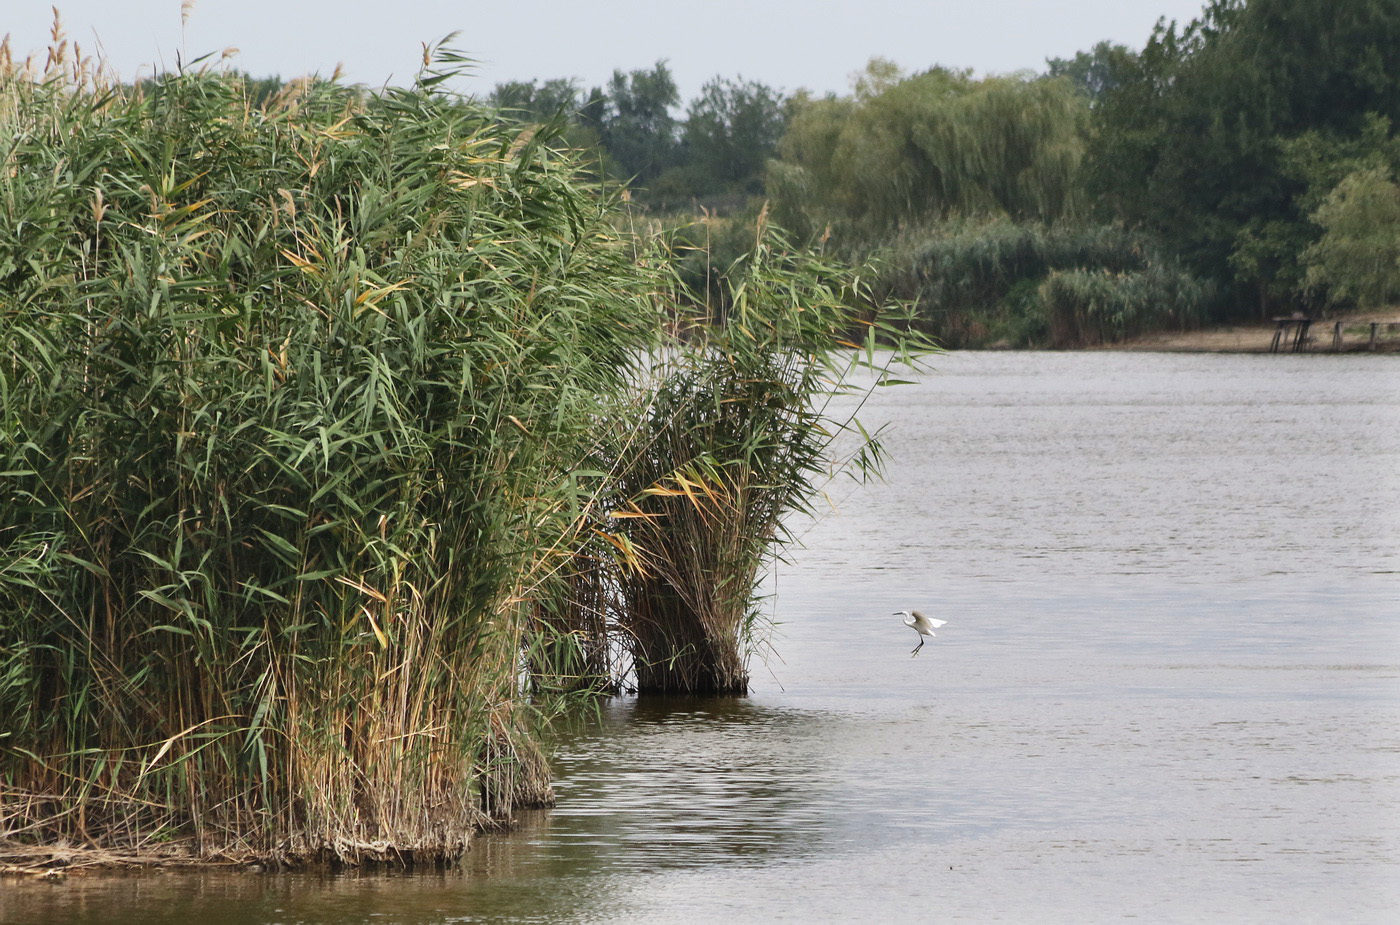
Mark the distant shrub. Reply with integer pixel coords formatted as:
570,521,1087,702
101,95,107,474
870,218,1211,347
1039,265,1213,346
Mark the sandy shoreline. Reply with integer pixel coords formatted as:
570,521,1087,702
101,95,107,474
1102,308,1400,353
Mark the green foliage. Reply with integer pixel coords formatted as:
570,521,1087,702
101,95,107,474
605,220,933,693
485,67,794,215
1038,265,1214,347
1302,164,1400,309
680,76,788,196
0,47,663,863
597,61,681,184
1046,42,1138,104
1280,115,1400,217
760,52,1215,349
871,218,1210,347
770,64,1089,241
1087,0,1400,314
487,77,586,122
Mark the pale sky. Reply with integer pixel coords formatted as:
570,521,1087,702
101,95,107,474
8,1,1212,101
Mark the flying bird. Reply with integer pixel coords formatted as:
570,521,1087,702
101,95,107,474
894,610,946,657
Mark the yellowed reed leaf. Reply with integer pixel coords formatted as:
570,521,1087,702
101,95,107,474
336,575,387,603
279,248,321,275
316,116,357,139
362,606,389,649
139,714,238,780
593,528,650,575
448,173,495,190
353,279,413,308
641,485,687,497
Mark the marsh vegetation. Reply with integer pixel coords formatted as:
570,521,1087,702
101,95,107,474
0,32,924,867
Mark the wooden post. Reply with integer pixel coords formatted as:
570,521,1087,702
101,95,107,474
1291,319,1311,352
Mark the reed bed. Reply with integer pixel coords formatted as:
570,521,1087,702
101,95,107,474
0,30,930,866
0,43,664,864
601,220,927,694
874,218,1212,347
1038,265,1213,347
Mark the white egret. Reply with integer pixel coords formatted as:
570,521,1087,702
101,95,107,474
894,610,946,657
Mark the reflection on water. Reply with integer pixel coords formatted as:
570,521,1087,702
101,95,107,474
6,352,1399,923
546,697,833,868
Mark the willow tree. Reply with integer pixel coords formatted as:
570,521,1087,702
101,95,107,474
769,63,1089,242
1302,164,1400,309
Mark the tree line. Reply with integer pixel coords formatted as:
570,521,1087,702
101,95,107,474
492,0,1400,344
487,64,787,212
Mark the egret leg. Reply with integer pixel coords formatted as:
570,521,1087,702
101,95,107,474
910,638,924,657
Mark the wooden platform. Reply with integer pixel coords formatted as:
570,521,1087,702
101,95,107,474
1271,317,1400,353
1269,317,1311,353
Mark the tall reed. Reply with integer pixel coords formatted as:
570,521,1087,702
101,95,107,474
598,218,930,693
0,45,663,864
2,26,932,866
1038,265,1212,346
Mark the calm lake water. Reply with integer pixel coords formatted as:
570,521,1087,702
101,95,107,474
7,351,1399,923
